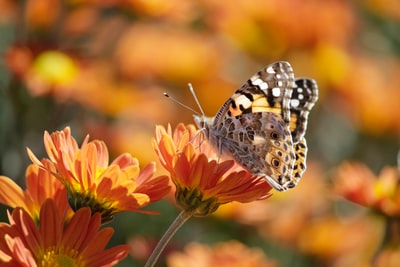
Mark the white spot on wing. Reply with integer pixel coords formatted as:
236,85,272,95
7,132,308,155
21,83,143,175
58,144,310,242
251,76,269,89
259,82,268,90
236,94,252,108
251,77,263,85
272,87,281,97
291,99,300,107
266,66,275,74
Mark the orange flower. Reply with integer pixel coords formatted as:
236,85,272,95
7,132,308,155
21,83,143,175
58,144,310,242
166,240,277,267
0,199,130,266
375,247,400,267
28,127,171,223
297,216,381,264
0,160,71,223
153,124,272,216
334,161,400,216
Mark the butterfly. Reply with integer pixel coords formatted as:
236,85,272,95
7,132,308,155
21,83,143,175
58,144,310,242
193,61,318,191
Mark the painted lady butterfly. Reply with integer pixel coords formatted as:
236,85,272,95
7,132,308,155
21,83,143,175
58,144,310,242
193,61,318,191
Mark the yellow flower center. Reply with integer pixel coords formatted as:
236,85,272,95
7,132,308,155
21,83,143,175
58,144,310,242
38,246,85,267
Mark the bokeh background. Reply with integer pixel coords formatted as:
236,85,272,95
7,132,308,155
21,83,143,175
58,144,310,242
1,1,400,266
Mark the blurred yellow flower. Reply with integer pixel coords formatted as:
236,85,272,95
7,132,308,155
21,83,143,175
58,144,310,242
31,50,78,85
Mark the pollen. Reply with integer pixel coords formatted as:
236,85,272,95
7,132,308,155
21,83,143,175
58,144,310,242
39,246,85,267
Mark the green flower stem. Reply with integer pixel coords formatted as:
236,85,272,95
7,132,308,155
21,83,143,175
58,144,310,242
144,210,192,267
382,216,400,248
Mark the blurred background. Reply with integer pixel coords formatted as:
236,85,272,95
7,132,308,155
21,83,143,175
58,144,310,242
0,0,399,266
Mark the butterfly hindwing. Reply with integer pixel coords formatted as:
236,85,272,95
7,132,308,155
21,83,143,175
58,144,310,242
211,112,296,191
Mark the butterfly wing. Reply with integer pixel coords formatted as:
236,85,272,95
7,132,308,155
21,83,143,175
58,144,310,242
289,78,318,144
214,112,296,191
194,61,317,191
213,61,295,126
200,62,297,191
285,78,318,185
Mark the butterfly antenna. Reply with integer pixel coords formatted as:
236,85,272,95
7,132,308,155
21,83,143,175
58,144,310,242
163,92,200,115
188,83,205,116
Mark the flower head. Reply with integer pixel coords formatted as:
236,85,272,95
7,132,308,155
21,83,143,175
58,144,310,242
153,124,272,216
0,199,130,266
334,161,400,216
28,127,171,223
0,160,71,223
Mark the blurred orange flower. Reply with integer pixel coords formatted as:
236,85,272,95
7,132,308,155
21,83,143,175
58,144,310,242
333,56,400,136
334,161,400,216
153,124,272,216
375,248,400,267
24,0,60,28
202,0,355,57
28,127,171,223
114,24,221,83
167,240,277,267
0,160,71,223
296,215,383,267
0,199,130,266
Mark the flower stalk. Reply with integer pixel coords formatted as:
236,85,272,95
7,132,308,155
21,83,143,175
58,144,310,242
144,210,193,267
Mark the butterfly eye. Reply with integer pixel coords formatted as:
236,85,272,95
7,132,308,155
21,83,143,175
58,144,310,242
270,131,280,140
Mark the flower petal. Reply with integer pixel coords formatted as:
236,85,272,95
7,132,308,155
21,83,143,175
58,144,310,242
0,176,28,209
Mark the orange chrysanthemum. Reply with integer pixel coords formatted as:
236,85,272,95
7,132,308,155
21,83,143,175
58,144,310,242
0,199,130,266
334,161,400,216
0,160,71,223
153,124,272,216
28,127,171,223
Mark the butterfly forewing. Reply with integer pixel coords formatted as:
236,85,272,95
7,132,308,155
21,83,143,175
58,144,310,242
213,61,295,126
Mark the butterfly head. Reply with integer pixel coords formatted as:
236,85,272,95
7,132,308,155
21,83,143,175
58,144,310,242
193,114,213,132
